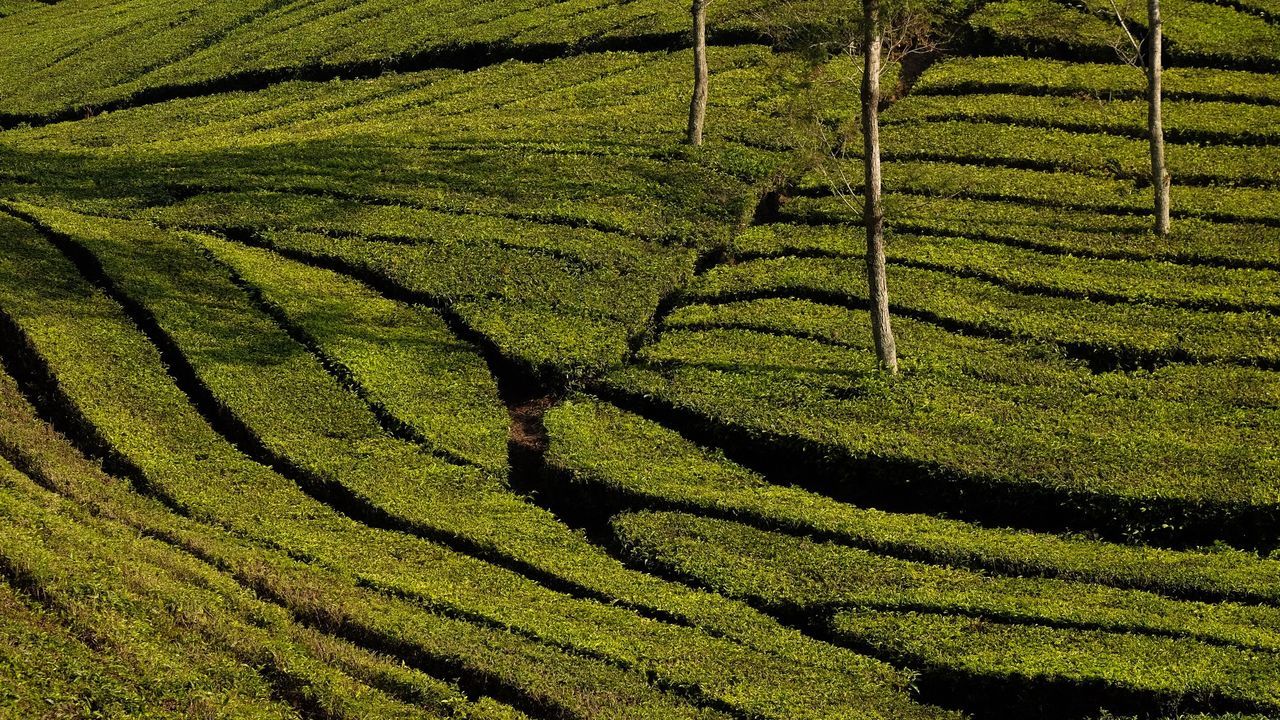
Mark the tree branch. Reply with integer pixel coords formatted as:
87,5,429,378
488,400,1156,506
1107,0,1144,66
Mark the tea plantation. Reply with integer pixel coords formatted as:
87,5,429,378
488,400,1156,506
0,0,1277,717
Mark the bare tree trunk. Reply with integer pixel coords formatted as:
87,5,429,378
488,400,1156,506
1147,0,1170,236
686,0,709,146
861,0,898,374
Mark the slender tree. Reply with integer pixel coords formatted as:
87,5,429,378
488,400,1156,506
1110,0,1170,236
1146,0,1170,236
686,0,710,146
861,0,898,373
766,0,934,373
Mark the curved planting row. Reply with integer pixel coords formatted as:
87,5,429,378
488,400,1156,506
0,460,503,720
782,193,1280,269
793,164,1280,229
885,93,1280,144
544,396,1280,715
604,292,1280,543
968,0,1280,70
0,208,955,720
0,360,664,720
0,0,864,122
876,121,1280,187
733,224,1280,314
1,4,1278,715
913,57,1280,104
618,511,1280,715
545,396,1280,603
680,251,1280,369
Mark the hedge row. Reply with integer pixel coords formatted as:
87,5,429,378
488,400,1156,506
1234,0,1279,18
15,91,732,380
245,223,686,323
781,193,1280,269
0,463,473,720
24,203,879,664
0,0,474,117
544,396,1280,604
912,56,1280,105
0,0,869,121
880,121,1280,186
615,511,1280,654
146,185,705,312
0,208,950,720
4,51,809,382
795,162,1280,227
148,148,749,248
619,511,1280,714
831,609,1280,716
684,254,1280,368
0,0,39,18
967,0,1129,61
1084,0,1280,69
599,317,1280,544
658,297,1279,498
968,0,1280,70
196,233,511,474
2,142,720,245
9,50,796,243
884,93,1280,144
15,48,801,167
732,224,1280,314
0,363,713,720
254,226,688,378
0,575,278,720
157,189,673,272
0,0,284,118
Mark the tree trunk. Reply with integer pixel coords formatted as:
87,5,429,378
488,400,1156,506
686,0,709,146
861,0,898,374
1148,0,1170,236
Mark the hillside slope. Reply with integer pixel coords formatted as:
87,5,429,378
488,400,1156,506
0,0,1278,718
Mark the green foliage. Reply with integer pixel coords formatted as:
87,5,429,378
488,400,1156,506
257,227,690,379
615,511,1280,653
879,121,1280,186
0,576,266,720
0,365,682,720
913,56,1280,104
0,0,40,18
0,209,951,720
1098,0,1280,68
831,609,1280,715
617,510,1280,712
1,48,818,378
545,396,1280,604
795,161,1280,226
0,463,465,720
11,48,800,169
684,254,1280,367
969,0,1126,56
970,0,1280,69
195,233,511,473
782,192,1280,269
0,0,867,119
604,306,1280,542
1232,0,1280,18
885,93,1280,144
3,47,802,227
2,0,1279,712
734,224,1280,313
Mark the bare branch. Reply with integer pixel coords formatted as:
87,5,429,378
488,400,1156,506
1106,0,1144,66
814,120,864,216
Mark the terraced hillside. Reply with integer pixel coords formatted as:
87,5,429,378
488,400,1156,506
0,0,1277,718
